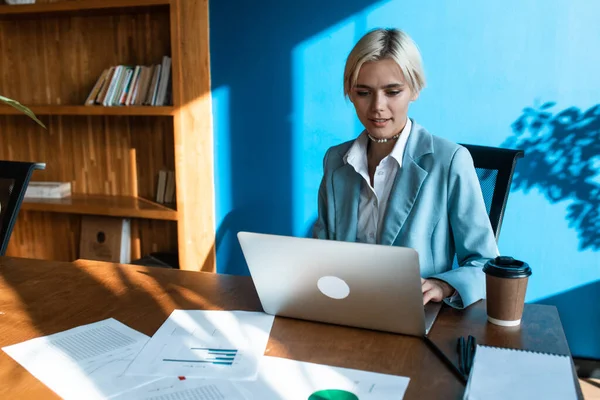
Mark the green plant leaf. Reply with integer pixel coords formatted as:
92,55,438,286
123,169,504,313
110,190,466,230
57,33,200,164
0,95,46,128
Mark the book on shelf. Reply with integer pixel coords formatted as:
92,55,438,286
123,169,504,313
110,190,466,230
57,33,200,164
134,66,152,106
145,64,161,106
155,168,175,204
79,216,131,264
164,170,175,204
24,182,71,199
84,56,172,107
95,66,116,106
84,68,109,106
155,55,172,106
124,66,141,106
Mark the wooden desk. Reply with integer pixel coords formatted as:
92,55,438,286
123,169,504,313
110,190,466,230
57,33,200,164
0,257,582,399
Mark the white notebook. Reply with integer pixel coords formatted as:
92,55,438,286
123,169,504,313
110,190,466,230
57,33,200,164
464,345,578,400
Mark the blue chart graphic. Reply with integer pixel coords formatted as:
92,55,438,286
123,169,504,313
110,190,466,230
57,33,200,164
163,347,238,366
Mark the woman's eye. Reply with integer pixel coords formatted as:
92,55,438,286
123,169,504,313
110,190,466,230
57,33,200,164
387,90,401,96
355,91,369,97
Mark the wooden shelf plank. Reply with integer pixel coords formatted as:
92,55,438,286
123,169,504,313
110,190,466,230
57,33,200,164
0,0,170,16
21,194,178,221
0,105,174,117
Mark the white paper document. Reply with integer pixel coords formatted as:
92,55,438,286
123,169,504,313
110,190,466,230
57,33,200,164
2,318,159,400
117,356,409,400
236,356,411,400
113,377,248,400
463,345,578,400
125,310,275,380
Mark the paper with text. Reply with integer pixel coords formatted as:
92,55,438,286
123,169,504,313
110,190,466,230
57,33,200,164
113,378,247,400
119,356,410,400
125,310,275,380
236,356,410,399
2,318,159,400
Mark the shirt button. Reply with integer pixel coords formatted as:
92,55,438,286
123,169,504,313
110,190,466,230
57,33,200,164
377,171,385,176
369,232,375,239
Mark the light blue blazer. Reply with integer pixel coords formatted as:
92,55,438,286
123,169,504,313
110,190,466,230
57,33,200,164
312,120,499,309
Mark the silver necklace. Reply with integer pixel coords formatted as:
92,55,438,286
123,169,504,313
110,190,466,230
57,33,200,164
367,132,400,143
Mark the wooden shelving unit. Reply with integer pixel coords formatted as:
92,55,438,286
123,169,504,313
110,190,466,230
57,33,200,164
1,0,215,272
0,0,170,16
22,194,178,221
0,105,175,116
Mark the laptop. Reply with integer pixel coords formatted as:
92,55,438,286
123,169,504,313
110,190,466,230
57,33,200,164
237,231,442,337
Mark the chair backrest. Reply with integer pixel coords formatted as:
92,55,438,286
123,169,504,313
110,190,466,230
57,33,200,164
0,161,46,255
460,144,524,242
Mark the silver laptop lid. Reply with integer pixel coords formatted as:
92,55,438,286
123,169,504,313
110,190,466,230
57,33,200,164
238,231,428,337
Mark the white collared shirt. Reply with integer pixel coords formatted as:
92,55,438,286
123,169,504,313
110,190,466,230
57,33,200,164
344,118,413,244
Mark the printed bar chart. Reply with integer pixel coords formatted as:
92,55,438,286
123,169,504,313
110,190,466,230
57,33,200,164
163,347,238,366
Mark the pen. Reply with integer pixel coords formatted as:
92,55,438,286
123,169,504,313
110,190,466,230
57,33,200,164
424,336,467,385
457,336,466,376
466,335,476,375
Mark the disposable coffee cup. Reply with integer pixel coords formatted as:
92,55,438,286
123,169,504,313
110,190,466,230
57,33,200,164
483,256,532,327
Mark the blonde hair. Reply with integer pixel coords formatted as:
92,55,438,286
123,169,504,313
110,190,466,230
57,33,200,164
343,28,426,97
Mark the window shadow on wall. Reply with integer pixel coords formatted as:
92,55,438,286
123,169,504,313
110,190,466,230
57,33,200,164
211,0,378,275
502,102,600,251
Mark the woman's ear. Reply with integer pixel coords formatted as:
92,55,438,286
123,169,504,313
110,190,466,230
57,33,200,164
410,90,419,102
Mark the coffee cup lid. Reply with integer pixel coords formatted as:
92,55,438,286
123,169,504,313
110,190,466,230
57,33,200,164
483,256,532,279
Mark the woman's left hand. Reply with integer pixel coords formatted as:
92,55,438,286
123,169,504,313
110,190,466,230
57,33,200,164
421,278,455,305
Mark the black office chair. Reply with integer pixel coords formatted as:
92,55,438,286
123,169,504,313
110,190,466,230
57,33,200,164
460,144,524,242
0,161,46,256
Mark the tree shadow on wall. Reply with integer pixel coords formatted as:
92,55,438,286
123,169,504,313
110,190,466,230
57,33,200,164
502,102,600,251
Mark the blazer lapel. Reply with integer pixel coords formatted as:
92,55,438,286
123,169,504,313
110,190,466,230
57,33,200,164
380,159,428,245
332,164,361,242
380,122,433,245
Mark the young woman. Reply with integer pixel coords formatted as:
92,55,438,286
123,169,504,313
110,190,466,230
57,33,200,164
313,28,498,309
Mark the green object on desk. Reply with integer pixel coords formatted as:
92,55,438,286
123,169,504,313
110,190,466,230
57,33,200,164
308,389,359,400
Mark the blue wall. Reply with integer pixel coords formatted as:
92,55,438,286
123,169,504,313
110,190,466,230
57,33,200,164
210,0,600,359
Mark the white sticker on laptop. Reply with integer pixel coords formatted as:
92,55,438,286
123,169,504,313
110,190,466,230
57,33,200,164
317,276,350,300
